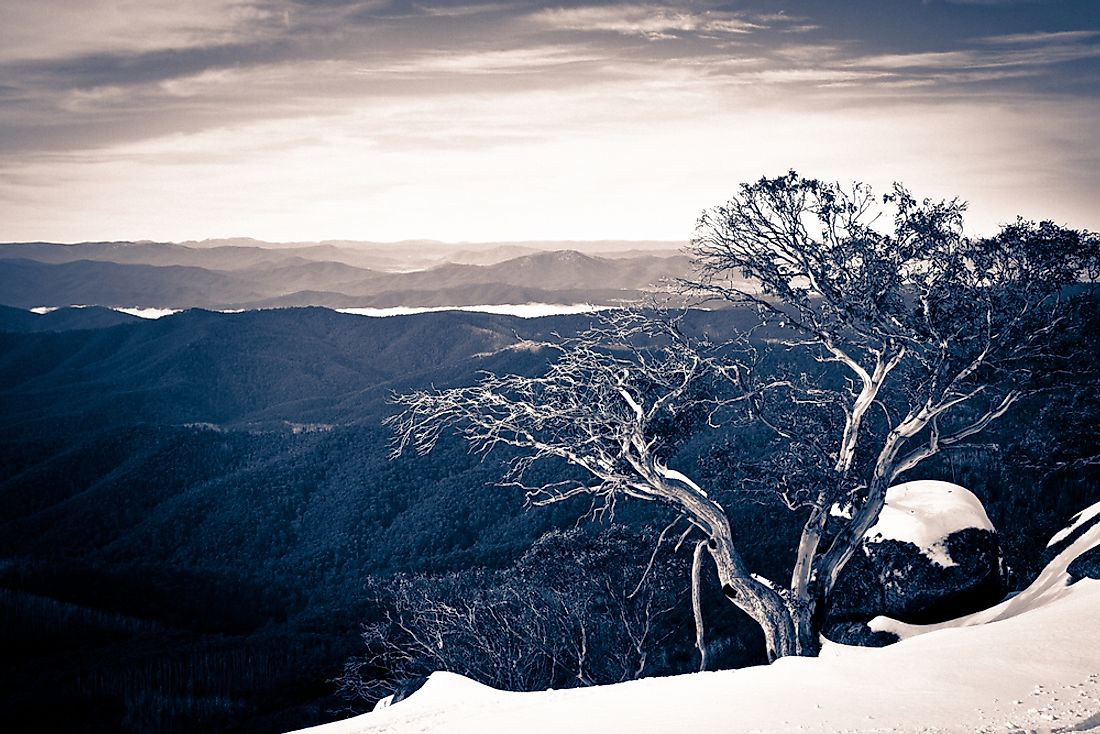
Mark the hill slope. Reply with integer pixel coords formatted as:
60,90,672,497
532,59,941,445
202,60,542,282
1,305,1096,734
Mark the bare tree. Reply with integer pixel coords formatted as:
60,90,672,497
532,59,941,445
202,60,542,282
388,311,804,658
388,172,1098,661
340,528,686,704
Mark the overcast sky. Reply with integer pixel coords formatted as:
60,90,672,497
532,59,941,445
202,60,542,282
1,0,1098,243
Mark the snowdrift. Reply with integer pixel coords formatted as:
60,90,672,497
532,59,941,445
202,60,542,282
295,503,1100,734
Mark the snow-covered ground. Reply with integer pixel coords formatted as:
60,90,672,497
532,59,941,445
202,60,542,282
1050,504,1100,548
295,502,1100,734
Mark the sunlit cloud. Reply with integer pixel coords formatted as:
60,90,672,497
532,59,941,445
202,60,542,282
530,4,764,39
527,3,818,41
358,46,607,76
0,0,1098,242
0,0,292,62
7,62,1098,243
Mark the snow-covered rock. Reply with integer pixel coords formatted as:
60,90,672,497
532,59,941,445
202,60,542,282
1068,545,1100,583
870,498,1100,641
826,481,1004,642
865,481,995,567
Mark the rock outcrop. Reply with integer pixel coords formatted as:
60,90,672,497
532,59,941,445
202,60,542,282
825,481,1005,646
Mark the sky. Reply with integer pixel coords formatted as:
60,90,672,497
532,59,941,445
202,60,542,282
1,0,1099,244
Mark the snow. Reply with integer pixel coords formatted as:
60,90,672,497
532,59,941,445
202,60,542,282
1048,501,1100,548
292,505,1100,734
293,586,1100,734
863,480,994,567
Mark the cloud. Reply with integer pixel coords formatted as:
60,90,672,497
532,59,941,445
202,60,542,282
848,36,1100,73
529,4,771,40
1,0,1098,243
358,46,606,76
4,40,300,92
411,2,516,17
6,77,1098,244
0,0,291,63
821,26,1100,92
979,30,1100,45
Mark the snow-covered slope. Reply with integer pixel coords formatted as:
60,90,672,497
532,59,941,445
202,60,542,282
1049,502,1100,548
295,503,1100,734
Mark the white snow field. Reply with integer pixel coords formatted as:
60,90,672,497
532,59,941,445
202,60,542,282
294,501,1100,734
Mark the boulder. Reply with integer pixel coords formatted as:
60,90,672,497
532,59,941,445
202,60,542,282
825,481,1005,645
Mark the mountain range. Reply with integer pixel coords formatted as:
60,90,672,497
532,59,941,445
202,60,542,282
0,240,693,311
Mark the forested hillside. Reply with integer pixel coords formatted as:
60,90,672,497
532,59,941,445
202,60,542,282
1,305,1097,733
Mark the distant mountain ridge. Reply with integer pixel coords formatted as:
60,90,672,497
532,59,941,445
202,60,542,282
0,306,765,431
0,241,693,310
0,238,684,271
0,305,142,332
